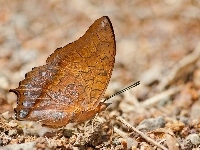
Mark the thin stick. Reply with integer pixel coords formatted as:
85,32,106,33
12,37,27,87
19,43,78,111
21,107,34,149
125,86,182,113
114,127,128,138
157,41,200,91
116,116,168,150
140,85,182,108
114,127,138,148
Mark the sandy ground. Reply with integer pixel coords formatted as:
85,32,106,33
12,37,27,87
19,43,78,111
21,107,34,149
0,1,200,149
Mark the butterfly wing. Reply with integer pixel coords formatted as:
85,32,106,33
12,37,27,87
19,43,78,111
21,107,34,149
46,16,115,108
10,16,115,127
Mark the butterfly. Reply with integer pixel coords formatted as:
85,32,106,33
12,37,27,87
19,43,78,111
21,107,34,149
10,16,116,128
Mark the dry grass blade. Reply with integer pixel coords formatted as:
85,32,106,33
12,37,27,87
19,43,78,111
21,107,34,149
158,41,200,91
140,85,182,109
116,116,168,150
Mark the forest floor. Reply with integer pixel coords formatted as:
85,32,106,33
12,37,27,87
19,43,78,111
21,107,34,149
0,1,200,150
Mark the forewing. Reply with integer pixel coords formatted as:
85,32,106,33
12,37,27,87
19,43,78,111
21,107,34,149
10,16,115,123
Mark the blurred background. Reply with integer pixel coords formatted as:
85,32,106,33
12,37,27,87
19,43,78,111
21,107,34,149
1,0,200,149
1,0,200,123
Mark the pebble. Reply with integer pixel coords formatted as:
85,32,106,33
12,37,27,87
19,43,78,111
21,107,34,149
7,120,18,127
136,116,165,131
8,129,17,136
2,111,11,120
190,101,200,120
186,134,200,145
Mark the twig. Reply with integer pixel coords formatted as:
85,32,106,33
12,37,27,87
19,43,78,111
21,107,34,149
116,116,168,150
130,86,182,113
140,85,182,108
157,41,200,91
114,127,128,139
114,127,138,148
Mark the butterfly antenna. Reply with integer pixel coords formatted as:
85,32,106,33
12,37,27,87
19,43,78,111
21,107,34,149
103,81,140,102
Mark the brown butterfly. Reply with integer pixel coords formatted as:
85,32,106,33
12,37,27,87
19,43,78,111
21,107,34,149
10,16,116,128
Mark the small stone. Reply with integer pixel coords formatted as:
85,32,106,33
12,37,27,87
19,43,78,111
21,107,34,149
10,139,18,144
190,101,200,120
2,111,11,120
7,120,18,127
136,116,165,131
186,134,200,145
8,129,17,136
